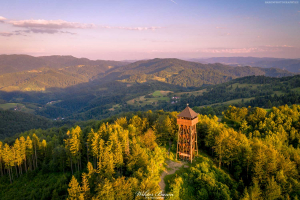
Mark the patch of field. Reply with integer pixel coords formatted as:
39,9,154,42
201,97,255,107
127,90,171,106
152,91,162,97
0,103,35,113
109,104,121,111
0,103,19,110
175,89,207,96
160,90,173,96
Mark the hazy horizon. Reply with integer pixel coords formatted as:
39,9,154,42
1,54,300,62
1,0,299,60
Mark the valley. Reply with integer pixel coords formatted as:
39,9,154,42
0,55,300,200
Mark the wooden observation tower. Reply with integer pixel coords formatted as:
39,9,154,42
176,104,198,163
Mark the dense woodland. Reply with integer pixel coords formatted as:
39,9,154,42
1,104,300,199
2,74,300,139
1,55,300,199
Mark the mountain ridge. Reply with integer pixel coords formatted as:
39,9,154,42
0,55,296,91
190,57,300,73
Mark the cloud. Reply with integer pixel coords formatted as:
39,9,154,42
9,19,95,29
29,28,76,34
2,18,90,35
101,26,161,31
0,29,76,37
170,0,178,4
2,17,160,37
0,16,6,23
0,32,14,37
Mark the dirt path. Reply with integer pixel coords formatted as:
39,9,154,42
159,160,188,192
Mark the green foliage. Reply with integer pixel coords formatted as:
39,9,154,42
1,105,300,199
0,109,54,139
166,155,239,200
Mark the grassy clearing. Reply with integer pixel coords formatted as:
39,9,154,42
0,103,19,110
0,103,35,113
175,89,207,96
127,90,171,106
201,97,255,107
109,104,121,111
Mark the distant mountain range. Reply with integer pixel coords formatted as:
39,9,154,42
0,55,296,91
108,58,294,87
0,54,128,74
0,55,128,91
190,57,300,73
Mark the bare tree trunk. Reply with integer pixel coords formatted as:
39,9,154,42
10,168,14,181
15,165,18,178
24,156,27,173
32,154,35,170
8,168,12,184
71,158,73,174
80,157,82,171
86,143,89,163
0,160,3,177
34,144,38,168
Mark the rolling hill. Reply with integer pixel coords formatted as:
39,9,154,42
0,55,128,91
109,58,294,87
0,56,295,91
0,54,128,74
191,57,300,73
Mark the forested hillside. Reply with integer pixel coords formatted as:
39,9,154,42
0,55,127,74
112,58,294,87
1,105,300,199
0,55,127,91
192,57,300,73
0,56,294,92
0,109,55,140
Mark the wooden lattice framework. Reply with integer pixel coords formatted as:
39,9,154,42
176,106,198,163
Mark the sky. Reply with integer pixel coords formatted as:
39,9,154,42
0,0,299,60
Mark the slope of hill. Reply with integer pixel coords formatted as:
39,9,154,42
111,58,294,87
0,109,54,139
0,55,128,91
0,56,295,91
191,57,300,73
2,105,300,199
0,54,127,74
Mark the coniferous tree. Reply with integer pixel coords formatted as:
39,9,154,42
32,134,40,169
25,136,33,171
3,143,13,183
19,136,27,173
81,173,90,199
67,175,81,200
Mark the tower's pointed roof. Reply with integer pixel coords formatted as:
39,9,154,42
177,105,198,118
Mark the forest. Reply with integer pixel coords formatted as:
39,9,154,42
1,104,300,199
